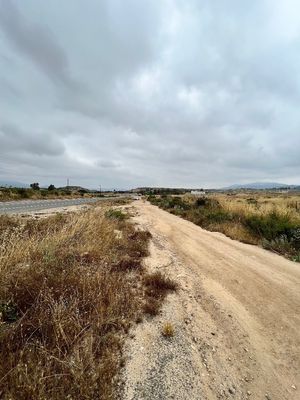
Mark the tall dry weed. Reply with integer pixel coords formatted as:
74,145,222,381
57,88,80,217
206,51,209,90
0,208,149,399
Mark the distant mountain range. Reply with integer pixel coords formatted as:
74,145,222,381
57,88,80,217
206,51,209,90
0,180,29,188
223,182,299,190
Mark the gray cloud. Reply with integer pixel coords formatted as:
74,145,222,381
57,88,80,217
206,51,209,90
0,123,65,156
0,0,299,188
0,0,80,90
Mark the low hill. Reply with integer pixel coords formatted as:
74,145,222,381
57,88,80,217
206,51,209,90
224,182,297,190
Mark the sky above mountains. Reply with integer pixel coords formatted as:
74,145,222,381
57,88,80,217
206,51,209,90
0,0,299,188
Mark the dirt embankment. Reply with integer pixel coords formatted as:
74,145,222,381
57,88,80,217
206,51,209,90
120,201,300,400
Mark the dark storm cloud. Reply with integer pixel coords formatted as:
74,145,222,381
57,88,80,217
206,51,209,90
0,0,299,188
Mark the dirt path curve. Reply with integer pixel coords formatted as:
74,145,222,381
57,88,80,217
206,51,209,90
120,201,300,400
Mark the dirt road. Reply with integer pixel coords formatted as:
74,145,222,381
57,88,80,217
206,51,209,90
121,201,300,400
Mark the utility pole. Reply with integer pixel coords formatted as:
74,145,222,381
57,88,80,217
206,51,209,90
67,178,69,188
99,185,101,194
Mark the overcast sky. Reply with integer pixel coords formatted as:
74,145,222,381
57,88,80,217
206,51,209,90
0,0,299,188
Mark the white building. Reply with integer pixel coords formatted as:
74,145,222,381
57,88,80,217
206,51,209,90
190,190,206,196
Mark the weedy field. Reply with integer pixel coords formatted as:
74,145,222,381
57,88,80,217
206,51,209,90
0,204,175,399
148,191,300,262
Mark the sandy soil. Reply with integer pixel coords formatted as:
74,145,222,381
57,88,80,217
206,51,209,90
18,204,91,218
120,201,300,400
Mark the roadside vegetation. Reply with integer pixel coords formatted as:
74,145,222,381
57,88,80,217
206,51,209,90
0,204,158,399
148,193,300,262
0,186,103,202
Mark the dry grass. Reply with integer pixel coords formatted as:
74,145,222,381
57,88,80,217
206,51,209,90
0,207,150,399
143,272,178,316
148,192,300,261
212,193,300,250
213,192,300,221
161,322,175,338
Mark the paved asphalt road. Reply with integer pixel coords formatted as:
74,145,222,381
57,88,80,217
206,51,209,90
0,197,114,215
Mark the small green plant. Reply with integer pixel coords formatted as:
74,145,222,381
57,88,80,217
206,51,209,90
291,252,300,262
162,322,174,337
105,209,128,221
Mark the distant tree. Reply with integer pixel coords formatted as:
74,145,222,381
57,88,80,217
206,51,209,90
48,184,56,191
30,182,40,190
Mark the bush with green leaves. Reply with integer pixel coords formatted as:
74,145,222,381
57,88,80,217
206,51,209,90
16,188,31,199
105,209,128,221
245,211,297,241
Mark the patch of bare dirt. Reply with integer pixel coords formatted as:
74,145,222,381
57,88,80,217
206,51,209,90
20,204,90,219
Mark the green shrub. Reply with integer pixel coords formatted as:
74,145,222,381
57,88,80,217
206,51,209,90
245,211,296,241
195,197,207,207
16,188,30,198
195,197,221,209
292,253,300,262
286,227,300,250
105,209,128,221
163,196,191,211
204,209,233,223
